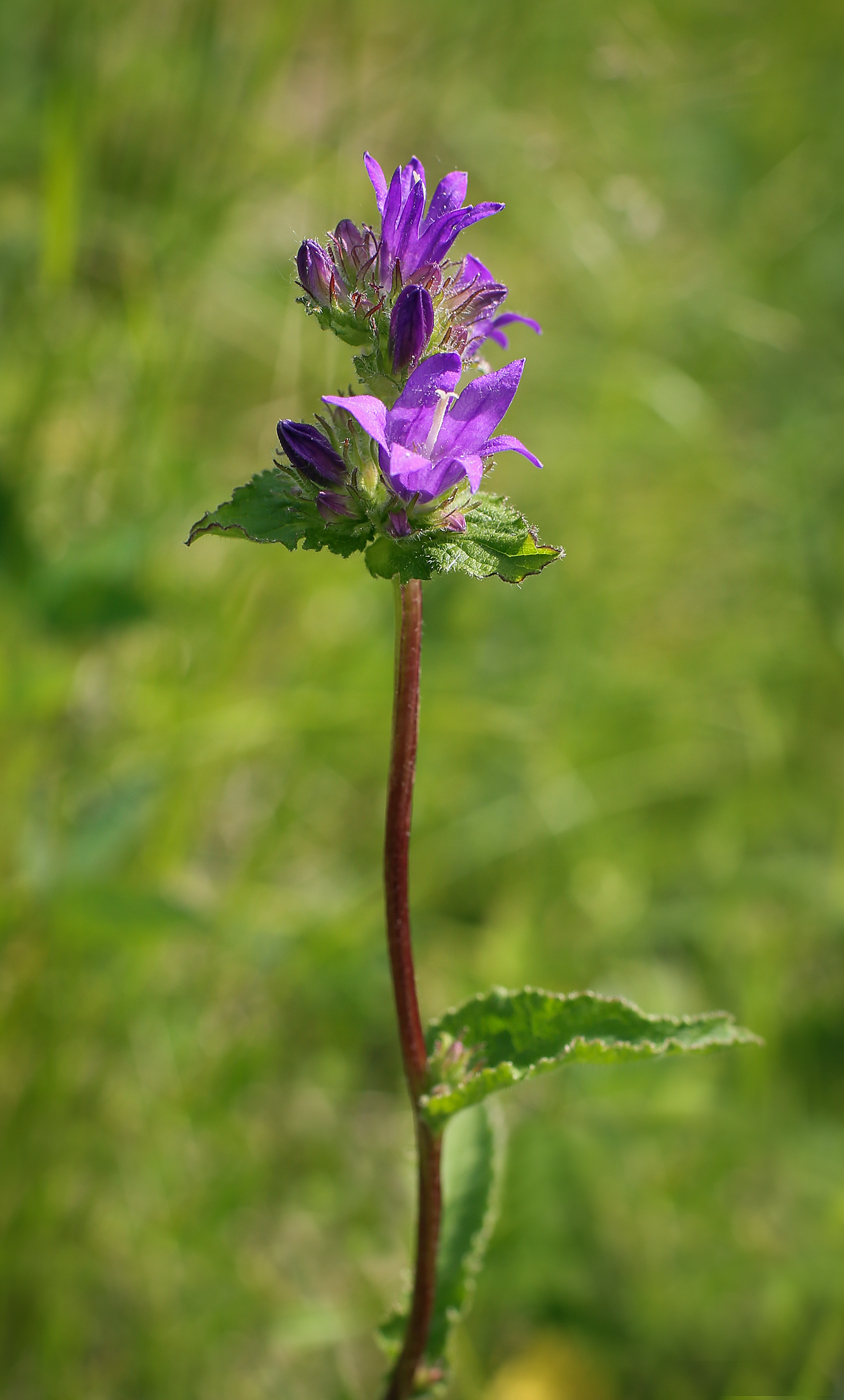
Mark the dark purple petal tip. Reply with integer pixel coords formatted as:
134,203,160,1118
390,284,435,371
316,490,354,522
277,420,346,485
387,510,412,537
296,239,345,306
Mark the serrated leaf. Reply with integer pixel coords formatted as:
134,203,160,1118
365,493,563,584
421,987,761,1124
186,468,373,558
377,1103,505,1395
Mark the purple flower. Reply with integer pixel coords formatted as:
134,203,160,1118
296,239,347,306
277,420,346,485
447,256,542,360
390,285,434,371
324,354,542,504
363,152,504,289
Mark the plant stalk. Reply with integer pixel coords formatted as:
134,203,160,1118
383,578,442,1400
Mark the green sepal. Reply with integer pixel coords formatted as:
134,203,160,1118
313,304,373,346
185,468,373,558
421,987,762,1125
377,1103,505,1395
365,493,563,584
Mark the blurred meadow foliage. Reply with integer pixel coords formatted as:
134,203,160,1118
2,1,844,1397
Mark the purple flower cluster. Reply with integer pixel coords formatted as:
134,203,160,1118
295,152,540,368
278,152,544,535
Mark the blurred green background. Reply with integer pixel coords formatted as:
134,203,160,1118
2,1,844,1397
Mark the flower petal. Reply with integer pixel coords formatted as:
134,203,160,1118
453,253,496,290
425,171,468,227
492,312,542,335
379,164,407,277
436,453,485,493
385,445,481,501
322,393,389,450
382,443,438,499
387,352,463,451
434,359,525,460
481,433,543,469
395,176,426,265
414,203,505,270
363,152,388,215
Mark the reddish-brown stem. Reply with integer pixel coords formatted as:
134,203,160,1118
384,578,428,1099
382,579,442,1400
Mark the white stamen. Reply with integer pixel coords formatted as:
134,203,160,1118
423,390,458,458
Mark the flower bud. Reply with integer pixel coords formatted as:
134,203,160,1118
316,490,354,522
442,512,466,532
390,285,434,372
332,220,377,283
387,510,412,537
277,420,346,485
296,239,346,306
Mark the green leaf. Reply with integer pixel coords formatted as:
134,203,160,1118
421,987,762,1125
377,1103,505,1395
427,1101,505,1367
186,468,373,558
365,493,563,584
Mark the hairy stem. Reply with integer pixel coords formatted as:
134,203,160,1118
383,579,442,1400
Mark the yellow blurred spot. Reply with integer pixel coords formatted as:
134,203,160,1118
486,1333,615,1400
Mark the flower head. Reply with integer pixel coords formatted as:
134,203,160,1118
292,154,542,382
363,153,504,291
324,355,542,504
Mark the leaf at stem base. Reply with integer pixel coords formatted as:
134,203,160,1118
377,1102,505,1396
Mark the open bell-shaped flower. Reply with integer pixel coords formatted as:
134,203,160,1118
363,152,504,290
324,353,542,504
